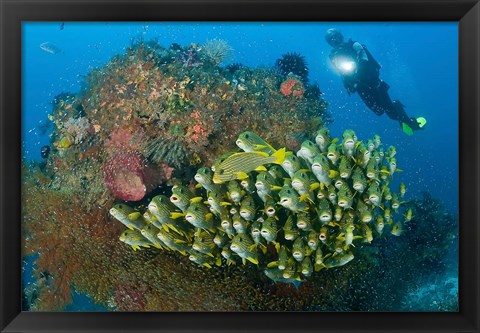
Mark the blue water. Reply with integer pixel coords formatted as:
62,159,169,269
22,22,458,311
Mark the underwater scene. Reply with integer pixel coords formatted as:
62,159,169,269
22,22,458,311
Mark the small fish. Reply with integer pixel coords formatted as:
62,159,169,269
356,143,371,167
391,222,403,236
206,189,230,216
400,182,406,197
213,231,229,248
282,259,299,279
315,247,327,267
375,215,385,235
250,220,263,245
220,213,236,236
261,217,278,243
324,252,354,268
326,142,340,165
391,194,401,211
230,233,259,265
327,185,337,205
383,186,393,201
236,131,276,154
264,196,277,218
311,154,335,186
317,199,332,224
292,169,318,199
184,202,215,231
292,237,307,262
307,230,319,251
255,171,281,202
278,186,308,212
352,167,367,193
157,229,191,254
283,215,300,241
384,208,392,222
367,183,382,207
239,173,256,193
170,186,195,212
356,200,373,223
189,249,221,268
221,246,237,266
366,139,375,152
192,229,217,255
296,211,313,231
119,229,152,251
140,224,165,249
227,180,244,203
389,157,399,175
337,185,353,209
334,206,343,222
373,134,381,149
268,165,286,180
281,154,302,178
365,159,379,180
342,129,357,156
232,213,249,233
362,224,373,243
315,127,331,152
277,245,289,270
213,149,287,183
264,267,303,286
148,195,183,231
297,140,320,165
387,145,397,158
194,167,216,192
404,208,414,222
338,156,354,179
40,42,63,54
319,226,330,244
110,204,147,231
300,257,313,277
239,195,256,221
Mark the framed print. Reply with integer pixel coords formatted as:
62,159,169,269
1,0,479,332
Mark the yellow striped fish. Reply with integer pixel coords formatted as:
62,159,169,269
212,148,286,184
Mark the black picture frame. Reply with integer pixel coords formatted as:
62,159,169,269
1,0,479,332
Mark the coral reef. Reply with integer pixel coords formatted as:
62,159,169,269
201,39,233,66
275,52,309,83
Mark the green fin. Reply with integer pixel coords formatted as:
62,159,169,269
310,182,320,191
168,225,180,234
236,171,249,180
205,213,213,221
174,239,186,244
299,193,310,202
401,122,414,136
203,263,212,269
253,144,267,150
329,170,339,179
255,165,267,172
221,201,232,206
179,251,187,256
249,244,257,251
242,258,246,265
272,186,283,191
275,242,281,252
247,256,259,265
331,138,339,144
206,252,215,258
127,226,134,231
272,147,287,164
190,197,204,203
170,212,184,219
216,257,222,266
128,212,142,221
267,261,279,268
195,183,203,189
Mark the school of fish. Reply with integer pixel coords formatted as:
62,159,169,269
110,128,410,283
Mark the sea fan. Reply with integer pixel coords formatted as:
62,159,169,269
202,39,233,66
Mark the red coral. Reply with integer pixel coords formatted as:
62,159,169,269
103,152,146,201
280,77,304,97
104,127,145,153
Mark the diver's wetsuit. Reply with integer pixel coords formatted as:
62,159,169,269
330,39,421,130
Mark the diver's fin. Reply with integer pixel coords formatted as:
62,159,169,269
417,117,427,128
401,122,414,136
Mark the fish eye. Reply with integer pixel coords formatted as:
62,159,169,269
219,169,225,175
245,134,250,139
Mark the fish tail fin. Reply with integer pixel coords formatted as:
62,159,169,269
272,148,287,165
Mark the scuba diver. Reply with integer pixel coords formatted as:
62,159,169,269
325,28,426,135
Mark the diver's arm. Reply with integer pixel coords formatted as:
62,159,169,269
352,42,368,61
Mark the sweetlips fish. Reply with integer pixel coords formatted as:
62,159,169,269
283,215,300,240
170,185,195,212
337,184,353,209
206,189,230,216
292,237,308,262
311,154,335,186
110,204,147,231
317,198,333,224
213,230,229,248
352,167,367,193
189,249,222,268
213,148,286,183
338,156,354,179
227,180,244,203
255,171,281,202
342,129,357,156
148,195,188,234
281,154,303,178
373,134,381,149
387,145,397,158
236,131,276,154
184,201,215,231
307,230,319,251
232,213,249,233
375,215,385,235
140,224,165,249
264,267,303,287
156,228,191,255
324,251,354,268
315,127,331,152
230,233,259,265
264,196,277,218
220,213,236,236
300,257,313,277
260,217,278,243
399,182,407,197
356,143,371,167
296,211,313,231
356,200,373,223
292,169,319,199
282,258,299,279
362,224,373,243
239,195,256,221
211,152,235,172
404,208,414,222
297,140,320,165
327,185,337,205
278,185,308,212
221,246,236,266
119,229,152,251
367,183,382,207
391,222,404,236
326,141,340,165
192,229,217,255
194,167,216,192
268,165,287,180
239,173,256,193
